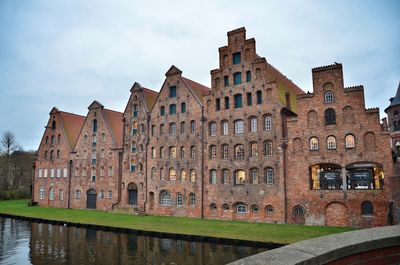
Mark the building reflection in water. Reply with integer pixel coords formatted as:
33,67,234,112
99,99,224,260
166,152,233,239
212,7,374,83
28,221,267,265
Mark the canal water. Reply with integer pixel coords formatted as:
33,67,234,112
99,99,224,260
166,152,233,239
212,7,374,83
0,217,271,265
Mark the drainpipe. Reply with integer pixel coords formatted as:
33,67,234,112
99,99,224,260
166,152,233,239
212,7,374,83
67,159,72,209
201,107,206,219
281,110,288,223
143,114,150,211
112,150,123,210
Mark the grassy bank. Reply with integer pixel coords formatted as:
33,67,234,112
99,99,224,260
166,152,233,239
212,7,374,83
0,200,354,244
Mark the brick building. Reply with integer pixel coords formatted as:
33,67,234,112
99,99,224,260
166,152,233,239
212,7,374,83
33,27,399,227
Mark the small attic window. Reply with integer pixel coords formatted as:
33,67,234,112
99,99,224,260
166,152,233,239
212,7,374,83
232,52,241,65
169,86,177,98
51,120,56,129
324,91,334,103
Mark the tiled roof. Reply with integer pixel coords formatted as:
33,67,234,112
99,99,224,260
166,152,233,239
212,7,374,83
59,111,85,150
143,87,158,110
181,77,211,100
266,62,304,95
103,109,124,148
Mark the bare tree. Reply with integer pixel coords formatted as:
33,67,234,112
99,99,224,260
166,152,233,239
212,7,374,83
0,131,20,190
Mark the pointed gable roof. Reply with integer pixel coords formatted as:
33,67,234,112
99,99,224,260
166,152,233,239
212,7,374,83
127,82,158,112
88,100,104,110
165,65,183,77
59,111,86,150
102,109,123,148
386,81,400,112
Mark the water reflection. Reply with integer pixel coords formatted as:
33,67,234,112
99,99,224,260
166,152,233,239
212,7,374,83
0,217,270,265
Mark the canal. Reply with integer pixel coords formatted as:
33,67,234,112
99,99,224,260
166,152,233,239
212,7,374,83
0,217,272,264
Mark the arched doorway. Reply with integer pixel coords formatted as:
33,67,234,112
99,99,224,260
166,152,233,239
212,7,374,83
127,182,138,205
292,205,305,224
86,189,97,209
325,202,348,227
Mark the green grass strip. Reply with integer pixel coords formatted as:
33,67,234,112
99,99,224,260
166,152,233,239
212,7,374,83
0,200,354,244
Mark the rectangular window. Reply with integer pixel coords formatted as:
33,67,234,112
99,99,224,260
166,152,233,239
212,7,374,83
224,76,229,87
91,154,97,165
216,98,220,111
38,168,43,178
235,120,244,134
169,86,177,98
247,93,252,106
51,168,55,178
63,168,67,178
246,71,251,82
39,187,45,199
257,91,262,105
57,168,61,178
233,72,242,85
224,97,230,110
181,102,186,113
234,94,242,109
232,52,241,64
191,146,196,158
180,122,186,134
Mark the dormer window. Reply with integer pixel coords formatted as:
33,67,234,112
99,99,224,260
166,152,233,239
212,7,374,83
232,52,241,65
324,91,334,103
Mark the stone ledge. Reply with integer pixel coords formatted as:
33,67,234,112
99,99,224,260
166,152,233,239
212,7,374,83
228,225,400,265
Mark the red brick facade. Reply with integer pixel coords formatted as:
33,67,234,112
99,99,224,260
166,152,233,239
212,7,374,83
33,27,399,228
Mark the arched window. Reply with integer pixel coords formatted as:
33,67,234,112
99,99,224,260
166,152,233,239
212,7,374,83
310,137,319,150
265,205,274,215
180,146,185,158
51,135,55,146
222,144,229,159
209,145,217,159
180,121,186,134
249,117,257,132
45,136,49,145
209,122,217,136
49,188,54,201
251,205,260,213
222,204,230,212
180,169,187,182
132,122,138,135
361,201,373,215
189,193,196,207
169,104,176,115
160,146,164,158
52,120,56,129
307,110,317,127
160,106,165,116
169,122,176,135
131,141,137,153
133,104,138,117
56,150,60,159
221,120,229,135
265,167,274,184
256,90,262,104
92,119,97,133
251,168,258,184
130,159,136,172
181,102,186,113
190,120,196,133
190,169,196,182
222,169,229,184
224,96,230,109
75,190,81,199
235,170,246,184
234,144,244,159
151,167,156,179
264,140,273,156
250,142,258,157
224,75,229,87
327,136,337,150
50,150,54,160
160,191,172,206
210,170,217,184
324,91,334,103
169,168,176,181
264,115,272,130
345,134,355,148
236,203,247,214
176,193,183,206
169,146,176,158
44,151,48,160
151,147,156,158
325,108,336,125
234,120,244,134
293,205,305,216
210,203,217,211
160,167,165,180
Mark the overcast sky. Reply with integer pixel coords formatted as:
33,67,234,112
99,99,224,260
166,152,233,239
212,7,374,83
0,0,399,151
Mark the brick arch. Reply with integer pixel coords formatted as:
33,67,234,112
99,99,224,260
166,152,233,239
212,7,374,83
325,202,348,227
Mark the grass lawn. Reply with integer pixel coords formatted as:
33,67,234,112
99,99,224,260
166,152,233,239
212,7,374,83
0,199,354,244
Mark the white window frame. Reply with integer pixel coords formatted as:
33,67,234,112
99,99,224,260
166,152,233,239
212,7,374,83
234,120,244,134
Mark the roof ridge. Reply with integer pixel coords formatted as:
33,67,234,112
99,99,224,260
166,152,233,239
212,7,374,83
59,111,86,117
103,108,123,115
312,63,342,72
265,62,304,94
